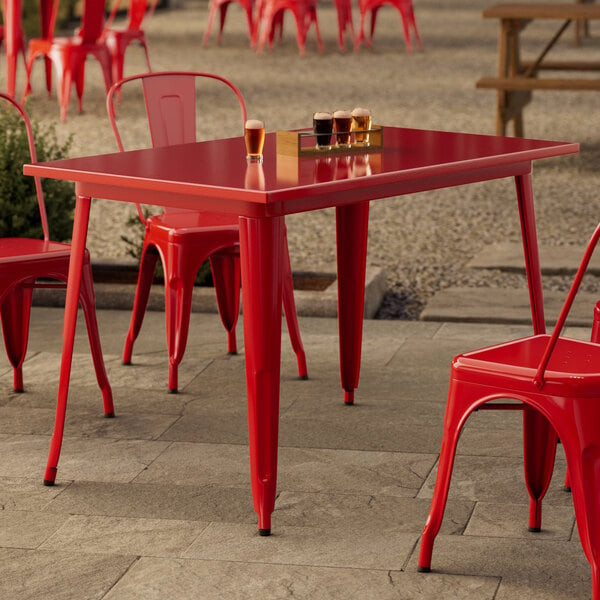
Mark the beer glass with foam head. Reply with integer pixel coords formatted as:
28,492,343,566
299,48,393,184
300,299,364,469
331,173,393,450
351,107,372,146
333,110,352,148
244,119,265,161
313,112,333,150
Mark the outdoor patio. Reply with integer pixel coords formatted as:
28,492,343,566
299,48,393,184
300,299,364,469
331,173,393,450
0,307,591,599
1,0,600,597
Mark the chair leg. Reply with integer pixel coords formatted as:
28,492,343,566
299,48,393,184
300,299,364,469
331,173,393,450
202,1,218,45
210,251,241,355
0,284,34,392
122,247,159,365
164,272,195,394
218,3,230,44
419,377,473,571
523,408,558,531
79,261,115,417
398,9,413,52
281,232,307,379
560,403,600,600
243,4,254,46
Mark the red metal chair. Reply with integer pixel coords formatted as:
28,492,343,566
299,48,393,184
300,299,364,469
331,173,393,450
254,0,323,55
107,71,308,393
203,0,255,46
418,222,600,600
102,0,156,85
0,91,113,418
355,0,422,52
22,0,112,121
1,0,27,97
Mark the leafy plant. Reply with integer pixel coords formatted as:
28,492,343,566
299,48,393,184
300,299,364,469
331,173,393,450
0,105,75,242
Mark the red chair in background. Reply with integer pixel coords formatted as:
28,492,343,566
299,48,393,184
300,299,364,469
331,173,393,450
102,0,156,85
418,222,600,600
0,92,113,458
1,0,27,97
203,0,255,46
355,0,422,52
254,0,323,55
22,0,112,121
107,71,308,393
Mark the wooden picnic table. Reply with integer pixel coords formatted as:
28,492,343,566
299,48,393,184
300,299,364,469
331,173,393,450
477,2,600,136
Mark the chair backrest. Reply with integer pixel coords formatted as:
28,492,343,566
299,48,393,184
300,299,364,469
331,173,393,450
79,0,106,43
106,71,247,221
0,93,49,242
534,221,600,388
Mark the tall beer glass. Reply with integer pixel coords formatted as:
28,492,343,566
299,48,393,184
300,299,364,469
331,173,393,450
313,112,333,150
351,107,372,146
244,119,265,161
333,110,352,148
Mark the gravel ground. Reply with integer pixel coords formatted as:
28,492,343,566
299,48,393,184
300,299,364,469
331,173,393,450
13,0,600,318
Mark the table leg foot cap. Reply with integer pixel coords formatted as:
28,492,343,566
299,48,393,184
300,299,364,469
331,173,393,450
344,390,354,405
258,528,271,536
417,566,431,573
104,412,115,418
168,388,178,394
43,479,55,487
528,526,541,533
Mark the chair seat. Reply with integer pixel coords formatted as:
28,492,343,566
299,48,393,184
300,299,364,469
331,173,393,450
454,334,600,396
147,211,240,236
0,238,73,263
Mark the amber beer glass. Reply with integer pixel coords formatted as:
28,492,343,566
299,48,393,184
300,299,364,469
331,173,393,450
313,112,333,150
333,110,352,148
244,119,265,161
351,107,372,145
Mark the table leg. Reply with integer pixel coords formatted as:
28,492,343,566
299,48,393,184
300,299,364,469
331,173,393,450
335,202,369,405
515,172,558,531
44,195,91,485
238,215,284,535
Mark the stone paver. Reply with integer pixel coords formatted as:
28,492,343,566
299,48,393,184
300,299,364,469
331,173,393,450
0,306,590,599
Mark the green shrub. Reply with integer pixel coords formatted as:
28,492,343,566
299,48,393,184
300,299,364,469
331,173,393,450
0,105,75,242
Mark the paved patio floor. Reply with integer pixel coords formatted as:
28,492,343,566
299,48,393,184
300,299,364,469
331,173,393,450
0,307,592,599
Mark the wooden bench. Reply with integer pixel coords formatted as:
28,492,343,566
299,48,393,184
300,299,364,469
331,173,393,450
477,3,600,136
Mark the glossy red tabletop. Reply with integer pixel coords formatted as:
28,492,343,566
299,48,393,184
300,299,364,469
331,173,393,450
24,127,579,217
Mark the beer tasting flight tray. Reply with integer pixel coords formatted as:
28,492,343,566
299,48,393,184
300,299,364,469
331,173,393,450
276,126,384,157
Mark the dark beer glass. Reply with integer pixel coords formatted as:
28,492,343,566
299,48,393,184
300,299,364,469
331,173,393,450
313,112,333,150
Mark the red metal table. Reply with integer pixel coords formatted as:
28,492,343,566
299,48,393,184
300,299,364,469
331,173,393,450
24,126,579,534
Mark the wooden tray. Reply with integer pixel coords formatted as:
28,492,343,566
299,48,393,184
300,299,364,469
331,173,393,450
276,126,384,157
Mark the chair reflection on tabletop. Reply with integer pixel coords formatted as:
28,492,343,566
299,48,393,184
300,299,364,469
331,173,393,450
418,222,600,600
107,71,308,393
0,93,113,481
22,0,112,121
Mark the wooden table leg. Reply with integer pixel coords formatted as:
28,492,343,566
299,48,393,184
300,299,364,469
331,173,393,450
238,215,284,535
44,195,91,485
515,172,558,531
335,202,369,405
